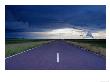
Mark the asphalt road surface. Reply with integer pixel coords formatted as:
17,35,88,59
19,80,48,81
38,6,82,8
5,40,106,70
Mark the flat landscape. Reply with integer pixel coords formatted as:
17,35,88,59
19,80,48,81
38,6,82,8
5,39,106,70
66,39,106,56
5,5,106,70
5,39,51,57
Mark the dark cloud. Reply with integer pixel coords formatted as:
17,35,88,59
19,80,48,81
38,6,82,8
5,5,106,39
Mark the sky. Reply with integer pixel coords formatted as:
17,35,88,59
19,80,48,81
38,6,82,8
5,5,106,39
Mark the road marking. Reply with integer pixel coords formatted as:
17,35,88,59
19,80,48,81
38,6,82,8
5,43,49,59
5,47,37,59
57,52,59,63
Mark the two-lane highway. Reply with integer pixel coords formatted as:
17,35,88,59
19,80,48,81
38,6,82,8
5,40,106,70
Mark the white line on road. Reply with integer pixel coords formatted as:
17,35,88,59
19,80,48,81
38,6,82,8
57,52,59,63
5,46,38,59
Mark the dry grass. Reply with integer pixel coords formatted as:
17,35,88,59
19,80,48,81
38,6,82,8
5,41,50,57
67,41,106,56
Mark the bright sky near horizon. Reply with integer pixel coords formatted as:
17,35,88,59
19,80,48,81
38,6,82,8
5,5,106,39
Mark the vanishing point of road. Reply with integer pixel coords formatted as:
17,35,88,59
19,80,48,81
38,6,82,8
5,40,106,70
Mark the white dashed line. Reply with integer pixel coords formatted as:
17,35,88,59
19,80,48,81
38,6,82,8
5,46,39,59
57,52,59,63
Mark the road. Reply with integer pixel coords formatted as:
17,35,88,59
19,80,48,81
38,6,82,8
5,40,106,70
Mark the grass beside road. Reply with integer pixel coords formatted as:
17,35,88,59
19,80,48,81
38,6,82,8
66,39,106,56
5,39,52,57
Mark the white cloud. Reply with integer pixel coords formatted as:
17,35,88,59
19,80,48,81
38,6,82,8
13,27,106,39
92,30,106,39
24,28,84,39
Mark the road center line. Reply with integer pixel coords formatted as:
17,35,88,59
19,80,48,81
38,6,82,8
57,52,59,63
